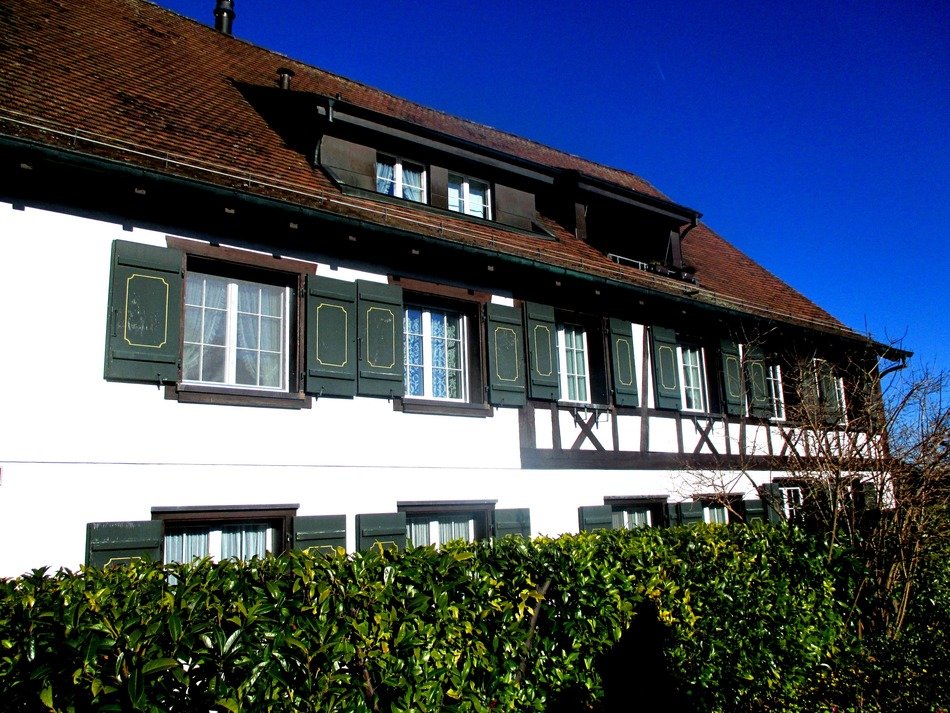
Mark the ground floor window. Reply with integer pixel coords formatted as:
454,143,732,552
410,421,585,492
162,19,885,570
399,500,494,548
163,522,277,563
152,505,296,564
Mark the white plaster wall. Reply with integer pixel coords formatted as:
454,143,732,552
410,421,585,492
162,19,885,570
0,204,807,577
1,460,781,577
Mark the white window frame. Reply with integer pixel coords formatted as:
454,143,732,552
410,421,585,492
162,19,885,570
767,363,786,420
375,154,427,203
447,173,492,219
183,272,291,392
403,306,468,401
780,486,803,520
679,344,707,412
556,323,591,403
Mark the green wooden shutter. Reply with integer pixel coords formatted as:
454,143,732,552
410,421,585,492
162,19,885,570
85,520,162,567
609,318,639,408
104,240,183,384
818,364,843,425
744,499,767,523
679,502,705,526
651,327,682,410
494,508,531,539
745,347,771,418
305,275,357,397
666,503,680,526
486,303,526,406
356,512,406,552
524,302,559,401
357,281,404,398
293,514,346,554
578,505,613,532
759,483,785,523
720,339,744,415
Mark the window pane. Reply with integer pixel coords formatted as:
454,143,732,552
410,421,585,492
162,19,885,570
221,524,268,560
237,314,258,350
447,177,462,213
183,343,201,381
467,181,486,217
432,367,447,398
203,307,227,346
438,516,473,544
259,352,281,388
202,345,226,383
260,286,283,317
165,528,209,564
237,283,260,314
235,348,258,385
447,369,462,399
376,158,396,195
402,164,424,202
407,519,432,547
260,315,281,351
184,305,201,342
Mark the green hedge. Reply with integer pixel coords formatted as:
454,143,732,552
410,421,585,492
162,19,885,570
0,526,851,712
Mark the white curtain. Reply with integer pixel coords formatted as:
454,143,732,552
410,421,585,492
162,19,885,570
376,160,395,194
222,524,267,559
402,165,423,202
438,516,472,544
164,529,209,564
407,519,431,547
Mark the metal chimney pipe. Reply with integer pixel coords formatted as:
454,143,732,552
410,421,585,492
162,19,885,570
277,67,295,90
213,0,235,35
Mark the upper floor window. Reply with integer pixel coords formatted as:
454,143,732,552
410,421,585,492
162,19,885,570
376,154,426,203
766,363,786,420
814,359,848,425
183,273,291,391
448,173,491,219
404,305,467,401
557,323,590,403
680,344,707,412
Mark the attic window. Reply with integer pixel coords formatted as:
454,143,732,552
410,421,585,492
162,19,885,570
375,154,426,203
448,173,491,220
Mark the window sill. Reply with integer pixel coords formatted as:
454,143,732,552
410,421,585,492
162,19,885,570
394,398,492,418
166,384,311,409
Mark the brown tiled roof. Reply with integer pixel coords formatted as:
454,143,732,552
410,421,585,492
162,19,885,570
0,0,861,339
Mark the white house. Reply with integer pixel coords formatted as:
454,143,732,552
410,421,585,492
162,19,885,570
0,0,903,576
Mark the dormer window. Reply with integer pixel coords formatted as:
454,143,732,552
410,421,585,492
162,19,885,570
448,173,491,219
375,154,426,203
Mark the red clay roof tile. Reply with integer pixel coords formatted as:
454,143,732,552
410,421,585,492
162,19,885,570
0,0,860,339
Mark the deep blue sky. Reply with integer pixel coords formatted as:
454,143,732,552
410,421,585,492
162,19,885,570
160,0,948,375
